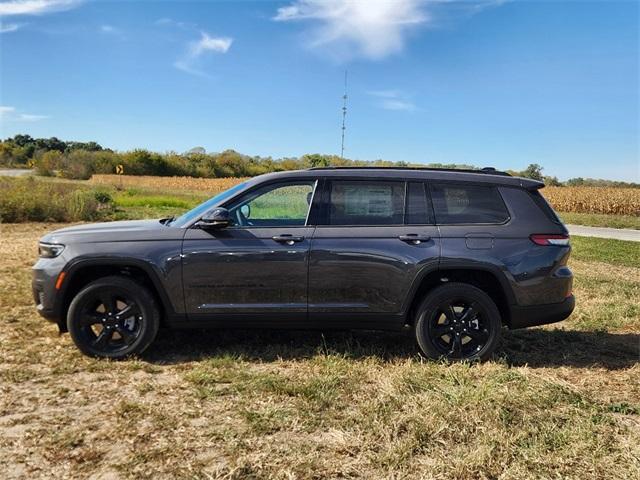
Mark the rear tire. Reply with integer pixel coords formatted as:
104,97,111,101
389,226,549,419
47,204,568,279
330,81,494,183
415,283,501,362
67,276,160,359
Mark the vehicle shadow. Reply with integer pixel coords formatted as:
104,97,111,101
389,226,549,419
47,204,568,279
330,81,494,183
501,329,639,369
145,327,639,370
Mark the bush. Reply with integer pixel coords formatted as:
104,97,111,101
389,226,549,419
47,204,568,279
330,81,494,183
0,177,114,223
35,150,63,176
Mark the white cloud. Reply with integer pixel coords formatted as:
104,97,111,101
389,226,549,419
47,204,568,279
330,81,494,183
173,60,211,78
367,90,403,99
274,0,507,60
18,113,50,121
155,17,190,29
274,0,427,60
174,32,233,77
0,22,22,32
0,106,16,117
190,32,232,55
380,99,416,111
100,24,116,33
0,105,49,121
367,90,417,111
0,0,82,16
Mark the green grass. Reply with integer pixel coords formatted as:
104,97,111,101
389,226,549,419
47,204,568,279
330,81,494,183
110,191,203,220
114,194,195,209
571,236,640,268
559,211,640,230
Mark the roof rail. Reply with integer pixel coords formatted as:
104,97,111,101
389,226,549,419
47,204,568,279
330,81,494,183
306,166,511,176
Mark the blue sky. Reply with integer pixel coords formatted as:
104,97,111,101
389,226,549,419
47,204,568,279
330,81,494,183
0,0,638,181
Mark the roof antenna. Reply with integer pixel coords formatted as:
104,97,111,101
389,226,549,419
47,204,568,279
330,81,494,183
340,69,348,159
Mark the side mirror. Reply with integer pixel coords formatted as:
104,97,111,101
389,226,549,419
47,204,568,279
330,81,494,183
197,207,231,229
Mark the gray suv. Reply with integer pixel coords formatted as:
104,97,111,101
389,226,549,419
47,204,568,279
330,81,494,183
33,167,574,361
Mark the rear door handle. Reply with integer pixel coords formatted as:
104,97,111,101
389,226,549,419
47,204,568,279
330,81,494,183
398,234,431,245
272,234,305,245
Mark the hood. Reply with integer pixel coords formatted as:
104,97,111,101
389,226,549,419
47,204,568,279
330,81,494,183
41,219,184,244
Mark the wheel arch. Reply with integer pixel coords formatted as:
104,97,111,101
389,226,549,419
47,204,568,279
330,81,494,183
405,264,514,327
55,258,175,331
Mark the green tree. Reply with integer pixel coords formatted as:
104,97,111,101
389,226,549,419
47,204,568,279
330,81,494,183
303,153,331,168
521,163,544,181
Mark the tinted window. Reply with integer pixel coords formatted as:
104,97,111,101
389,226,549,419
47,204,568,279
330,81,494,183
171,181,247,227
530,190,561,224
227,181,316,227
431,184,509,224
329,181,405,225
405,182,434,225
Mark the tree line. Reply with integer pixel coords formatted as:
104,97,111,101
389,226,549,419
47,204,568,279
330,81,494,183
1,134,637,188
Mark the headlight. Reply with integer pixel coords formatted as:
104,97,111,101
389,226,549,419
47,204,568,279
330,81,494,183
38,242,65,258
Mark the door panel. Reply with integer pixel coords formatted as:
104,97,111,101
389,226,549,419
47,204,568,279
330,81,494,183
308,225,440,316
182,226,314,315
181,179,318,320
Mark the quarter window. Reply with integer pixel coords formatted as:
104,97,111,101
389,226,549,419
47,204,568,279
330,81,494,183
227,181,316,227
431,184,509,224
328,181,405,225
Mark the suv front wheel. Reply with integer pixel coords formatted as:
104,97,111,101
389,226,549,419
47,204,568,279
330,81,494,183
67,276,160,359
415,283,501,362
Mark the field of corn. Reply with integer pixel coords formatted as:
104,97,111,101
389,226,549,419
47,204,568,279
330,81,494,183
90,174,250,194
90,174,640,216
544,186,640,216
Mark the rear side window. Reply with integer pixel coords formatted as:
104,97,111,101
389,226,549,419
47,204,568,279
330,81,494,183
328,181,405,225
529,190,561,224
405,182,434,224
431,184,509,224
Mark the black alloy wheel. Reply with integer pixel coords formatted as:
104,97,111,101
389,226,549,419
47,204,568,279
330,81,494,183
415,283,501,362
67,276,160,359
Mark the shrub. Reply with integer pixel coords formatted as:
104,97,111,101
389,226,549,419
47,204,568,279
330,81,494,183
35,150,63,176
0,177,114,223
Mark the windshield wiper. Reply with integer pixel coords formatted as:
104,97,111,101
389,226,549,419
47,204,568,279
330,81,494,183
160,216,175,226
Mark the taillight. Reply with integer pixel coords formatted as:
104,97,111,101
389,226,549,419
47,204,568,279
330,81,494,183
530,234,570,246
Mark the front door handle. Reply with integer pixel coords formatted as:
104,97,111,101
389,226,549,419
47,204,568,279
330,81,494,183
398,234,431,245
272,234,305,245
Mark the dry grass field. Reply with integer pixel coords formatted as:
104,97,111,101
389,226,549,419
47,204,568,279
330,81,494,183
0,223,639,479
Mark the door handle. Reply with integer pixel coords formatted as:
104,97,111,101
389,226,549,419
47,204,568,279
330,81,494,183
398,234,431,245
272,234,305,245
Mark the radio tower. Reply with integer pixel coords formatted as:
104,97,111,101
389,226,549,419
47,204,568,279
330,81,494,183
340,70,348,159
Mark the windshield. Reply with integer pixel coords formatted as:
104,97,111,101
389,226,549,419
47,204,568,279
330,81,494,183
169,181,248,228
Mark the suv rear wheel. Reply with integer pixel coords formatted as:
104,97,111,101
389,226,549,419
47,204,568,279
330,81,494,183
415,283,501,361
67,276,160,359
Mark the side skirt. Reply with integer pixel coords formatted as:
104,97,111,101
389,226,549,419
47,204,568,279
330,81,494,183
165,312,407,331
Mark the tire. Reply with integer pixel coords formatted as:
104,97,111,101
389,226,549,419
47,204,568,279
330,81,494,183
67,276,160,359
415,282,501,362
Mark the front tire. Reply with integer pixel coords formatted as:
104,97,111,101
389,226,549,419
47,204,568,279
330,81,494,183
415,283,501,362
67,276,160,359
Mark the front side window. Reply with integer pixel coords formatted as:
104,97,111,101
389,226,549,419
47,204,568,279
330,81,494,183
227,181,316,227
328,181,405,225
431,184,509,224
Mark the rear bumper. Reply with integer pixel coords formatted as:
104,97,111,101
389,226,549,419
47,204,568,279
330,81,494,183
509,295,575,329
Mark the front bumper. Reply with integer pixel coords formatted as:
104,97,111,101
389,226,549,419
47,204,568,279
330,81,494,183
509,294,575,329
32,278,60,323
32,257,66,325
